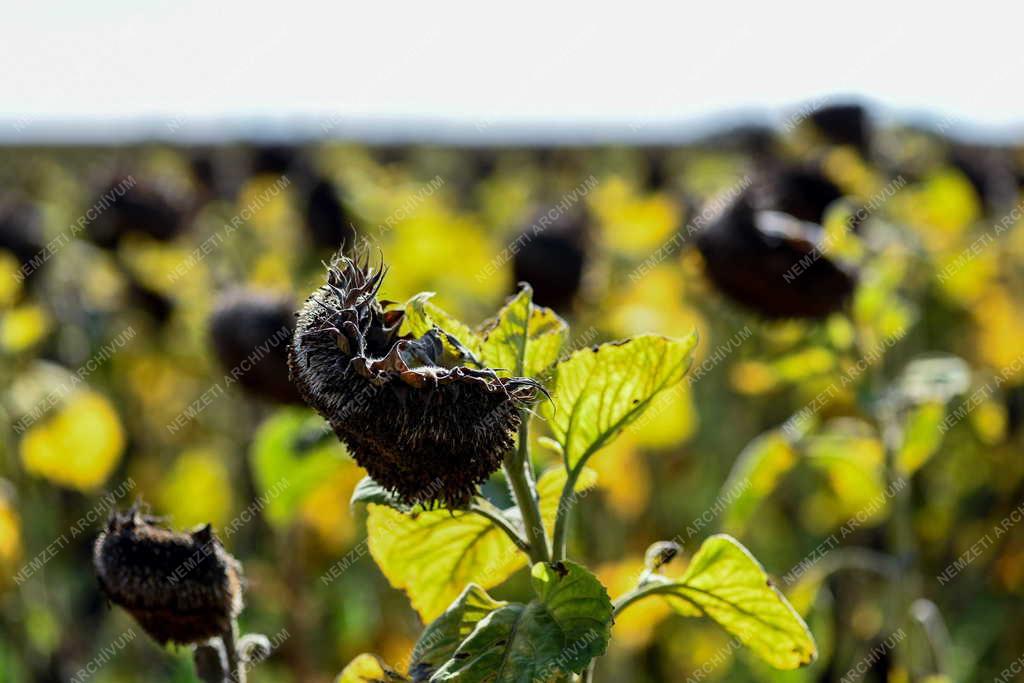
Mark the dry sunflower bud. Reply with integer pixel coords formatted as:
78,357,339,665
93,506,243,646
644,540,682,572
288,255,542,507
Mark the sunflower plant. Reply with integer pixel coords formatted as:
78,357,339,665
303,256,818,682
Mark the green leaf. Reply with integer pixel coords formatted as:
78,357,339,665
365,468,596,622
650,534,816,670
722,430,798,535
403,292,483,360
337,653,410,682
351,476,409,511
410,584,508,681
429,561,613,682
896,401,946,475
543,333,697,468
250,408,348,527
479,285,568,378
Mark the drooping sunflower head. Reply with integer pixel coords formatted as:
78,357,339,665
288,255,541,508
93,505,243,645
695,189,857,319
209,288,302,405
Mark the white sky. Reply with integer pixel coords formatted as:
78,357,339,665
2,0,1023,142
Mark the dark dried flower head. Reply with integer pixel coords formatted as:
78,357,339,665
807,102,871,155
289,255,541,507
512,208,588,312
86,178,188,248
304,176,357,251
765,166,844,225
209,289,303,404
0,201,44,275
93,506,243,645
696,192,856,319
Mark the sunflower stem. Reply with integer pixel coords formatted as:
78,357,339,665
504,417,550,564
222,619,245,683
551,463,583,562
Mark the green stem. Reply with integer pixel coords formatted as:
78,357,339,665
504,417,549,564
611,582,673,619
469,500,530,553
551,462,584,562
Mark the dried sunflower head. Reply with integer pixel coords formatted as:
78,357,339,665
209,288,302,405
512,207,588,313
85,177,188,249
93,505,243,645
288,255,541,507
696,191,857,319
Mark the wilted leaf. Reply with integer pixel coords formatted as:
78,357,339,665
543,333,697,468
536,466,598,533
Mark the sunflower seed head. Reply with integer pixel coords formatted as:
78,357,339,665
93,504,243,645
289,254,542,507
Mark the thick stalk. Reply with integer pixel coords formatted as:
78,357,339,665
222,619,245,683
504,418,549,564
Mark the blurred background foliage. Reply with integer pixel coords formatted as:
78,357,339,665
1,103,1023,682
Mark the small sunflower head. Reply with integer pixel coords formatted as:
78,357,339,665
209,288,302,404
85,177,188,249
696,190,857,319
511,207,587,312
93,505,243,645
0,201,45,281
288,255,541,507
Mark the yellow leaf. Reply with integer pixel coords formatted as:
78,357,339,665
1,305,51,352
336,653,408,682
20,391,124,491
0,251,23,308
367,466,594,622
367,504,524,623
